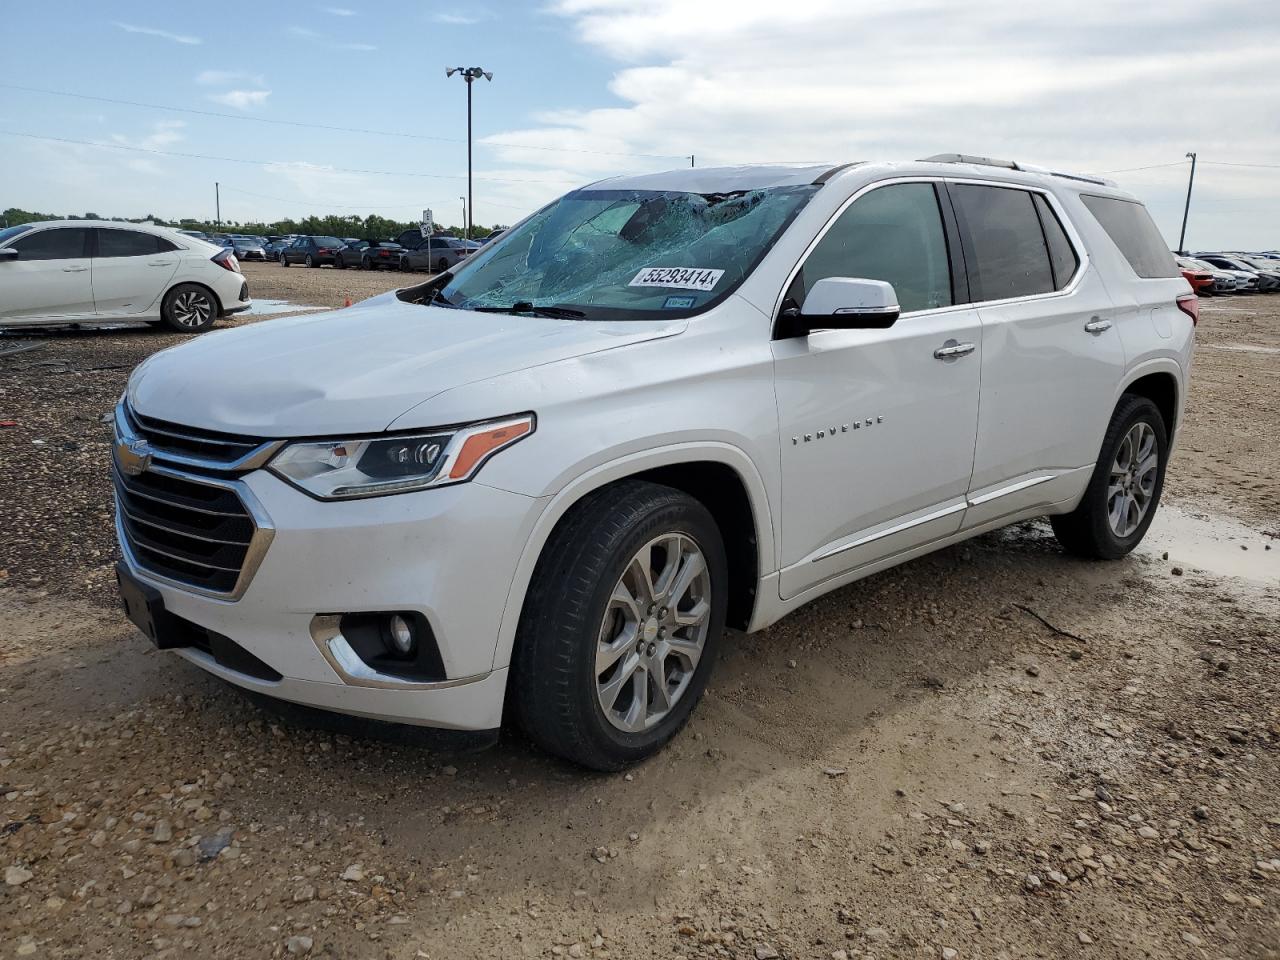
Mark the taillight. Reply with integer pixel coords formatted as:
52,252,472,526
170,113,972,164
318,247,332,254
1176,294,1199,327
212,250,241,274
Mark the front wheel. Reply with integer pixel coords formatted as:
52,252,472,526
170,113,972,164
1051,394,1168,559
335,255,346,269
279,254,289,267
305,254,315,268
513,481,727,770
160,284,217,333
437,257,449,273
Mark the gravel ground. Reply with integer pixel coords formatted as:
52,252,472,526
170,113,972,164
1,279,1277,960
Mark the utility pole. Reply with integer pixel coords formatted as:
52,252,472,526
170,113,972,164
446,67,493,240
1178,152,1196,255
689,155,695,168
215,181,221,230
459,196,466,235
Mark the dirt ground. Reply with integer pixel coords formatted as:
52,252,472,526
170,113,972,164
1,269,1277,960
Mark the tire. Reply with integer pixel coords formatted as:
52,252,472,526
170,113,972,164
335,255,346,269
1050,394,1168,560
160,283,218,333
305,254,315,268
437,258,449,273
279,254,289,267
400,257,414,272
513,481,728,770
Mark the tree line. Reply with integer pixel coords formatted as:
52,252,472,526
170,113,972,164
1,207,505,240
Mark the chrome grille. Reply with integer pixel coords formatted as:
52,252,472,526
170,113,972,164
124,402,269,466
114,465,258,594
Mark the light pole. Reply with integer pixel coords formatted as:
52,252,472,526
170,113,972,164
1178,152,1197,255
215,181,221,230
459,196,466,235
446,66,492,240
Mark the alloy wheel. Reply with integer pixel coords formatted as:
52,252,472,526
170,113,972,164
171,290,212,329
595,533,712,733
1107,421,1158,537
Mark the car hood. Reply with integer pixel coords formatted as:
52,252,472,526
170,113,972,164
127,294,687,436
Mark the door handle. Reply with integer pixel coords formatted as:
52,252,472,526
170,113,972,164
1084,316,1112,334
62,266,88,273
933,340,976,360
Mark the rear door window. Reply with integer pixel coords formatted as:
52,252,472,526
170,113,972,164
11,227,90,261
949,184,1054,301
97,229,161,258
1079,194,1179,279
788,182,953,314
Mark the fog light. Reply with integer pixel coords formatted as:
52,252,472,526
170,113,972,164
387,614,415,656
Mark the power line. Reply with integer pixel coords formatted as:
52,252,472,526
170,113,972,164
0,130,583,185
220,185,533,215
0,82,688,162
1101,161,1188,174
1200,160,1280,170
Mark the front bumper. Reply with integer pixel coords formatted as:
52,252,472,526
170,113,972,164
116,465,544,730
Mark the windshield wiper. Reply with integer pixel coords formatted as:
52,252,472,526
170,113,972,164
471,302,588,319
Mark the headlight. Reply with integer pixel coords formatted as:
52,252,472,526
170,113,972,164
268,414,534,500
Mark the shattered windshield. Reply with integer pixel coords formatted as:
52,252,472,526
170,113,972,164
437,185,818,319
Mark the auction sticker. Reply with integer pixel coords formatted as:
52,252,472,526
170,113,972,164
629,267,725,292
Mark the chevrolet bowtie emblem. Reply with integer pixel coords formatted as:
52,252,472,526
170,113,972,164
115,437,153,476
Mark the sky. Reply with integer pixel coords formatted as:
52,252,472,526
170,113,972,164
2,0,1279,249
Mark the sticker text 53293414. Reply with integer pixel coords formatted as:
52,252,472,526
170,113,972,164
629,267,725,292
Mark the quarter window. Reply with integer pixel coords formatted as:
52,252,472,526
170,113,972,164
1033,194,1079,290
1079,194,1179,279
949,184,1054,301
97,230,161,258
10,227,90,261
788,182,953,314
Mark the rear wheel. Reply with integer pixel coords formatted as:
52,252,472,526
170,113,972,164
335,255,346,269
279,254,288,267
1051,394,1168,559
513,481,727,770
160,284,218,333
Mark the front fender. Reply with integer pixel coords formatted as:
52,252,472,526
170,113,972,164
484,441,776,672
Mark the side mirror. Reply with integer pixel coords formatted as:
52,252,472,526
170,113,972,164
0,248,18,262
780,277,900,337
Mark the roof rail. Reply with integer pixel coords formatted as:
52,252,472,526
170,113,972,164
920,152,1018,169
920,153,1116,187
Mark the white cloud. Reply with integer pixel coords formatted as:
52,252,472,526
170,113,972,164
114,22,202,45
471,0,1280,247
324,5,356,14
289,24,376,50
196,69,265,87
108,120,188,175
433,13,482,25
208,90,272,110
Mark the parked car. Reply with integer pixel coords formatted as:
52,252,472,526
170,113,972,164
262,238,290,258
399,235,474,273
480,230,504,243
361,242,405,271
1195,254,1269,292
1229,254,1280,289
278,235,344,267
1177,257,1239,294
0,219,249,331
231,237,267,262
334,240,371,269
177,229,211,242
1173,256,1216,295
111,156,1195,769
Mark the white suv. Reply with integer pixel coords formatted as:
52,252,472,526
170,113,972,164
112,156,1196,769
0,220,250,331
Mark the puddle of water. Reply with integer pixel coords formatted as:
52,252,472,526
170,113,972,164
243,299,331,316
1137,504,1277,583
1202,343,1280,356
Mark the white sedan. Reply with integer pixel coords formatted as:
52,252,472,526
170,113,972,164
0,220,251,332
